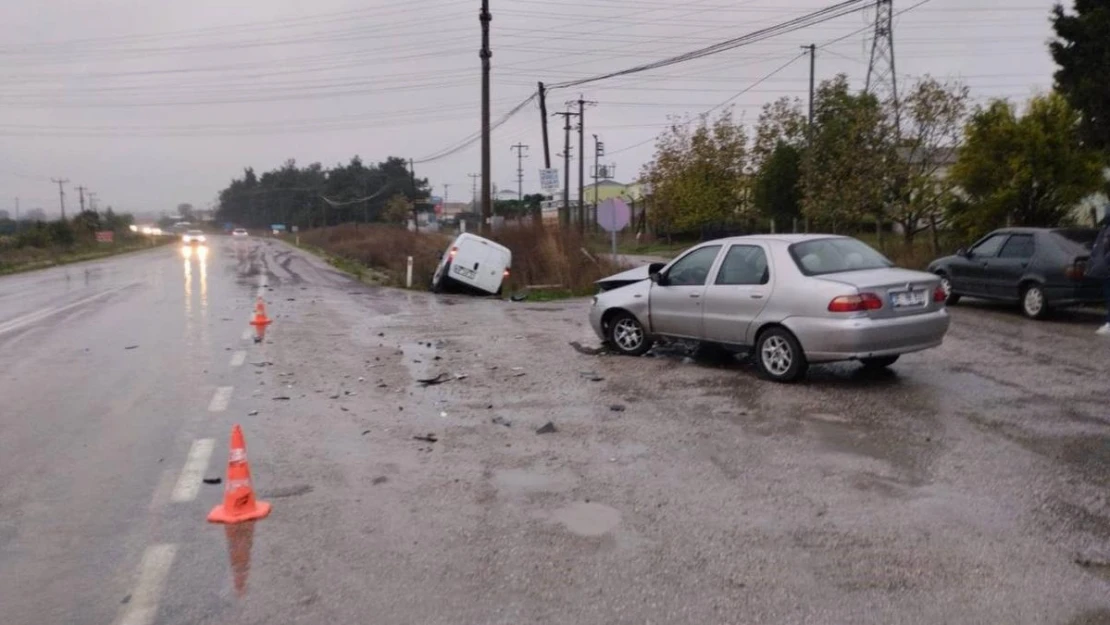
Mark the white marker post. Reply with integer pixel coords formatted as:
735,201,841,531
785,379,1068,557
406,256,414,289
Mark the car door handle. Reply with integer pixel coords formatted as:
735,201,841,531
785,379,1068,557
689,293,701,299
750,293,764,299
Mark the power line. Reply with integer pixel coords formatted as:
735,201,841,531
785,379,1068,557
413,93,538,164
547,0,870,90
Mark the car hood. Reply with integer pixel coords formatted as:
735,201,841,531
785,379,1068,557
595,265,654,292
815,267,939,290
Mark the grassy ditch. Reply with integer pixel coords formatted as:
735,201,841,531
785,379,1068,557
0,236,174,275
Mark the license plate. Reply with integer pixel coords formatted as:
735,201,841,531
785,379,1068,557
452,265,476,279
891,290,927,308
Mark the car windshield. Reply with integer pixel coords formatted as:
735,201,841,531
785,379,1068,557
789,238,893,276
186,230,204,235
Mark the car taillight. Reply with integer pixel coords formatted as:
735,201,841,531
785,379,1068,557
1065,260,1087,281
933,286,946,303
449,246,458,257
503,268,510,277
828,293,883,312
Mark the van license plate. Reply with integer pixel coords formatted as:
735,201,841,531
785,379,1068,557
891,290,927,308
453,265,476,279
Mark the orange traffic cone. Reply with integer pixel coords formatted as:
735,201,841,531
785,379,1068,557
207,425,271,524
249,297,271,326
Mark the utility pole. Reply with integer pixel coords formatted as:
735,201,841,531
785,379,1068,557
803,44,816,128
468,173,481,208
554,110,579,229
76,185,87,214
50,178,68,220
88,192,98,213
479,0,493,233
571,96,596,233
537,82,551,170
592,135,603,222
13,197,19,233
443,183,450,207
510,143,529,202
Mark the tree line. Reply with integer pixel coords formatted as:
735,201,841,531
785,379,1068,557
214,156,431,230
642,1,1109,245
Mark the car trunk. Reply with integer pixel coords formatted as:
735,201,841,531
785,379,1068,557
817,268,941,319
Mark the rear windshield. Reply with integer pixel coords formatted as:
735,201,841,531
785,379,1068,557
1051,229,1097,254
789,238,893,276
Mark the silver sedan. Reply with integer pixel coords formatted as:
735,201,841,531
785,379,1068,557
589,235,951,382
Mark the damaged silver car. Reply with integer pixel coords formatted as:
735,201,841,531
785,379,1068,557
590,235,951,382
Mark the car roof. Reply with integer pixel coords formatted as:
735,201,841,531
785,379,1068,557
989,227,1098,235
695,234,848,246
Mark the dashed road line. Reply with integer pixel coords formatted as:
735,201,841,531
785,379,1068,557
116,544,177,625
229,350,247,367
169,438,215,503
208,386,234,412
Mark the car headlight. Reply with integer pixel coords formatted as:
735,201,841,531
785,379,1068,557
197,235,206,242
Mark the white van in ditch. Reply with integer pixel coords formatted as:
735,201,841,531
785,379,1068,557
431,233,512,295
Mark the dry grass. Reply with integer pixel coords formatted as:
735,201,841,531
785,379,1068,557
492,224,620,295
299,222,619,295
299,224,449,287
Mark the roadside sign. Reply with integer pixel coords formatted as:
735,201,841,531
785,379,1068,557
95,231,114,243
597,198,631,232
270,224,286,231
539,168,560,192
291,226,299,233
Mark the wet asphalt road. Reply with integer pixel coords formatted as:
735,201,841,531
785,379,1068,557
1,237,1109,625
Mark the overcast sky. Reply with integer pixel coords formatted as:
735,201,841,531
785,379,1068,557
0,0,1061,218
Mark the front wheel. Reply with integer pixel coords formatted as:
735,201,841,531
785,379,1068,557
861,355,900,369
755,327,808,383
606,312,654,356
1021,284,1050,320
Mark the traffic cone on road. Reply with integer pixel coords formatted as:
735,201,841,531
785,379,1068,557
207,425,271,524
249,297,272,326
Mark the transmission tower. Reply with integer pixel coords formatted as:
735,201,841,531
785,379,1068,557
865,0,900,131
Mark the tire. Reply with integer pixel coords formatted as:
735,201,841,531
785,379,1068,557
755,327,808,383
606,311,654,357
861,355,900,369
936,272,961,306
1020,283,1050,320
431,261,450,293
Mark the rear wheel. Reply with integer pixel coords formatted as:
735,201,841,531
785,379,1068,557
606,312,654,357
936,272,961,305
755,327,808,383
861,355,900,369
1021,283,1049,320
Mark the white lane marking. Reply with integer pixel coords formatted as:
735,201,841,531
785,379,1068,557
116,544,177,625
229,350,247,367
169,438,215,503
208,386,234,412
0,284,132,335
241,328,253,341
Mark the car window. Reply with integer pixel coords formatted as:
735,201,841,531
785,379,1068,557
971,233,1007,258
666,246,722,286
998,234,1034,259
788,238,891,276
715,245,769,285
1052,229,1097,253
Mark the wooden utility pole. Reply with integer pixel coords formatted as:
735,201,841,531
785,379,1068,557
51,178,68,220
479,0,492,233
537,82,551,169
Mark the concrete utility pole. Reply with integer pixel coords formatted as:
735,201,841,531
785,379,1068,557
803,44,816,128
510,143,529,202
51,178,69,220
554,110,579,229
479,0,493,233
76,186,87,214
537,82,551,169
593,135,602,219
13,197,19,232
409,158,420,233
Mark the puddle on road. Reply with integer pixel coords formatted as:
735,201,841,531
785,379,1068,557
551,502,622,537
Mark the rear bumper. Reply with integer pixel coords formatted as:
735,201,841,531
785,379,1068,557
1045,284,1105,307
784,308,951,363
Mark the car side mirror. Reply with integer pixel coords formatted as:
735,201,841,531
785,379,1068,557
957,247,970,258
651,272,668,286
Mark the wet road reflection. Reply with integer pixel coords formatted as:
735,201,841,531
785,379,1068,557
223,522,256,598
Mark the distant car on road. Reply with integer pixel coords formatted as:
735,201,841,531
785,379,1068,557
431,233,512,296
181,229,206,245
232,228,249,238
928,227,1102,319
590,235,950,382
